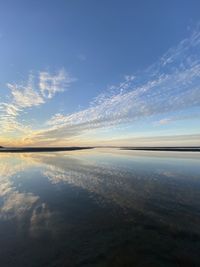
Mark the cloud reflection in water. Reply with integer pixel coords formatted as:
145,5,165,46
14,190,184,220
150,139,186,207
0,149,200,266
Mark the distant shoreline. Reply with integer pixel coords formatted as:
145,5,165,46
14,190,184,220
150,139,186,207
120,147,200,152
0,146,200,153
0,147,94,153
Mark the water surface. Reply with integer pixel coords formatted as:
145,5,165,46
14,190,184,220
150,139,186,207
0,148,200,266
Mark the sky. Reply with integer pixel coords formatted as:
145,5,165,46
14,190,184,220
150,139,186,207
0,0,200,147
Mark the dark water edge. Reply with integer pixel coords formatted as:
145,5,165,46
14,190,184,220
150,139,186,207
1,146,200,153
0,147,93,153
121,147,200,152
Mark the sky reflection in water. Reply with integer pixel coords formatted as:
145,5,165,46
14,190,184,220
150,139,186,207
0,148,200,266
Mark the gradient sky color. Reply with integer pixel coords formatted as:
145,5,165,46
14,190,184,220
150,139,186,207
0,0,200,147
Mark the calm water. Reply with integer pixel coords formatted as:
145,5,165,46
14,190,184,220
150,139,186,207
0,148,200,267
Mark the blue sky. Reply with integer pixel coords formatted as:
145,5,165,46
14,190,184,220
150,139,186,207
0,0,200,146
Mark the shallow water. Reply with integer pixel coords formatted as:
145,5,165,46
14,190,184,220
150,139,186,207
0,148,200,266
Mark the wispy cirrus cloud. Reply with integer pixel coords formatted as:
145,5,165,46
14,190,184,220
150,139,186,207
0,69,74,136
27,26,200,145
7,80,44,108
7,69,74,109
39,69,75,99
2,103,21,117
0,103,28,134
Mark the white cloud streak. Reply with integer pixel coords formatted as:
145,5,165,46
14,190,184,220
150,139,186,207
29,27,200,145
7,82,44,108
0,69,74,135
39,69,76,99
